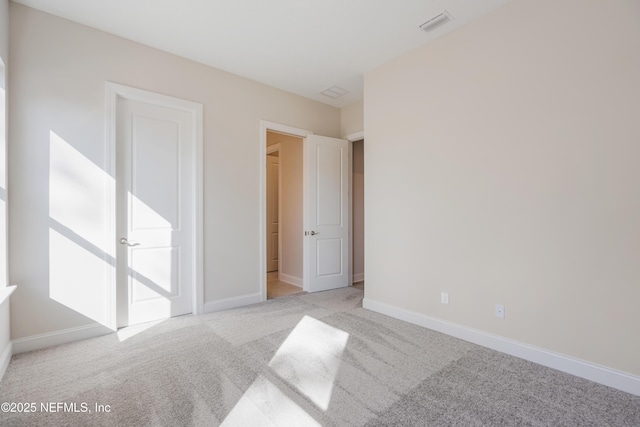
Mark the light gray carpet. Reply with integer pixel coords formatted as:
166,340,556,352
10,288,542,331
1,287,639,426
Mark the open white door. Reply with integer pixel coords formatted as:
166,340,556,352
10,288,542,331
303,134,350,292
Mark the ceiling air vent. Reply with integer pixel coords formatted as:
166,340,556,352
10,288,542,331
419,11,453,33
320,85,349,99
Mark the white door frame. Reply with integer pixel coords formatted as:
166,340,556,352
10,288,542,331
105,82,204,330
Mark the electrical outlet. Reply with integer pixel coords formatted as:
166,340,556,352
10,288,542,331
495,304,505,319
441,292,449,304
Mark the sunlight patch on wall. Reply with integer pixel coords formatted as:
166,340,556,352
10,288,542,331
49,228,109,323
268,315,349,411
49,131,112,326
49,131,110,256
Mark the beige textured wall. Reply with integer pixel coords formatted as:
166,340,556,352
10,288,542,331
0,0,7,63
9,4,339,339
340,100,363,137
0,0,7,289
365,0,640,375
0,0,9,378
266,132,303,282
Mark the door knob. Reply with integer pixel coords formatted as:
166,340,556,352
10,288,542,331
310,231,319,236
119,237,140,246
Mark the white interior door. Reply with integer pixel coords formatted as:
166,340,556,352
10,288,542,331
116,98,194,327
266,154,279,272
303,134,350,292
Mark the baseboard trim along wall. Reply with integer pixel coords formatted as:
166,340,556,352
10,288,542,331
363,298,640,397
12,323,113,355
0,342,12,381
353,273,365,283
203,292,262,313
278,273,302,288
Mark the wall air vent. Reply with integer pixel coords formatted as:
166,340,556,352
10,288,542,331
419,11,453,33
320,85,349,99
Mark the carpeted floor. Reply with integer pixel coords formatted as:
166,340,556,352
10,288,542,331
1,287,639,426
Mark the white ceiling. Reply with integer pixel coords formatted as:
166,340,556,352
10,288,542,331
13,0,512,108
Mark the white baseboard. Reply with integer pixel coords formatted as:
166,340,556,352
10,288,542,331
12,323,113,355
278,273,302,288
353,273,364,283
0,341,12,381
363,298,640,397
203,292,262,313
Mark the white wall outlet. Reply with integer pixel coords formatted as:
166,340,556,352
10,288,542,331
495,304,505,319
441,292,449,304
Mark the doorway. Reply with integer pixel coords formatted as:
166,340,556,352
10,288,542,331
352,139,365,291
266,130,304,299
106,83,204,329
260,121,360,301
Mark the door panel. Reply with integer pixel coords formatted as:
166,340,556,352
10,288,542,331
130,247,180,302
316,145,343,226
304,135,350,292
317,238,342,276
116,98,193,327
131,115,180,229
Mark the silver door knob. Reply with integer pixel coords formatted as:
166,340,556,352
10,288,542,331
310,231,319,236
119,237,140,246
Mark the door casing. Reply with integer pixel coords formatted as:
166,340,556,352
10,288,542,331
105,82,204,330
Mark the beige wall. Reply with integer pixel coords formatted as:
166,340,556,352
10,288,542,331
9,4,340,339
0,0,8,288
266,132,303,282
340,100,363,137
0,0,7,63
0,0,9,378
352,140,364,281
365,0,640,376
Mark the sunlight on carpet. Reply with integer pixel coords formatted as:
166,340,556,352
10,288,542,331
116,319,165,342
269,315,349,411
222,315,349,424
221,375,320,426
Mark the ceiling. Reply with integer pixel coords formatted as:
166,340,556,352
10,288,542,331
12,0,512,108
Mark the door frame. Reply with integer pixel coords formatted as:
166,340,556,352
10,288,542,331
105,82,204,330
266,143,282,276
